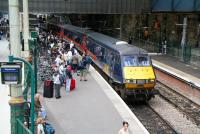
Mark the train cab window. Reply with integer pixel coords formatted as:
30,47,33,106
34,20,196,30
86,39,92,51
88,39,96,53
138,56,150,66
123,56,137,66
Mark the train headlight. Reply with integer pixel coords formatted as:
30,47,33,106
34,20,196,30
150,79,155,83
130,79,137,84
125,79,136,83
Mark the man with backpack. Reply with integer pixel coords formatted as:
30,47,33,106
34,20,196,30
85,53,92,72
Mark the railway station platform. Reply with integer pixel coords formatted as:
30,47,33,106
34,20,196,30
38,66,149,134
151,55,200,88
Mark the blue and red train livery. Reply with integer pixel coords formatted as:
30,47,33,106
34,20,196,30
46,23,158,101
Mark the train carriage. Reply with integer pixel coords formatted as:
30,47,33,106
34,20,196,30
46,23,158,101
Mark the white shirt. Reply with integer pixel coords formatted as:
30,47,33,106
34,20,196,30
118,128,129,134
58,42,62,47
74,49,78,55
58,49,63,55
66,51,72,61
55,57,62,66
70,42,74,49
53,74,61,84
50,43,54,48
37,124,45,134
59,65,64,75
64,53,68,61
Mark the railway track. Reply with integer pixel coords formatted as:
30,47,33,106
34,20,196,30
85,56,200,133
154,67,200,105
156,82,200,126
129,102,177,134
92,63,178,133
154,67,200,126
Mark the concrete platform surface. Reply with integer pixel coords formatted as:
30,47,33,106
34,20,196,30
41,66,149,134
152,55,200,88
0,39,10,134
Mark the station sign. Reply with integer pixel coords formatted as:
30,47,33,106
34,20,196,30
0,62,22,85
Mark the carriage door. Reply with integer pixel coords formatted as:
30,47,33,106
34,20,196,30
110,54,115,79
113,55,122,82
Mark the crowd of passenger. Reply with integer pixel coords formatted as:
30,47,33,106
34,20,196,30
34,30,93,133
39,31,92,99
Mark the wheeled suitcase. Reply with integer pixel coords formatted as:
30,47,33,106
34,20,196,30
70,78,76,91
43,80,54,98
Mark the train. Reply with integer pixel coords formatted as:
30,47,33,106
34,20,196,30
45,22,158,101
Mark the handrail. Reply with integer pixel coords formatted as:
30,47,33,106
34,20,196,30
9,55,35,134
16,119,32,134
23,65,30,101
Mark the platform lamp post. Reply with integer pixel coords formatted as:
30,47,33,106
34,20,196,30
176,17,187,62
23,0,30,58
9,55,35,134
33,39,38,94
8,0,25,134
29,31,38,93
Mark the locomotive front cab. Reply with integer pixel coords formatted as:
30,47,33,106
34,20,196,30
121,55,157,100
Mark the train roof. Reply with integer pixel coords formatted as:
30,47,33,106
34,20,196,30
63,24,92,35
62,24,147,55
87,32,147,55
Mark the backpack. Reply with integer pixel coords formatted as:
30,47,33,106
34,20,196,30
43,122,55,134
85,56,92,64
79,59,87,70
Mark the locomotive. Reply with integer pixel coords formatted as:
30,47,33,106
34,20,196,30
46,23,158,101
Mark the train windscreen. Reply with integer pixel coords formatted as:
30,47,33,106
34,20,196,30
123,56,150,66
137,56,150,66
123,56,137,66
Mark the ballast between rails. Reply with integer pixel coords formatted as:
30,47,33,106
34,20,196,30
146,103,178,134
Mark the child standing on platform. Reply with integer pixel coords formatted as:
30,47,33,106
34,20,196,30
118,121,129,134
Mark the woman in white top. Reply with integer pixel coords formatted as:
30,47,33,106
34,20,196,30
37,116,45,134
70,41,74,49
55,55,62,67
66,50,73,64
118,121,129,134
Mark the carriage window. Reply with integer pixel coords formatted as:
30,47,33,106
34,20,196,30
74,37,80,43
137,56,150,66
123,56,137,66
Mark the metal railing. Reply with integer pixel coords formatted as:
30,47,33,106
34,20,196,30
16,119,32,134
23,64,30,101
15,64,32,134
13,58,35,134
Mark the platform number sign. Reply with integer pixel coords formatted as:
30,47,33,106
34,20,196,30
0,62,22,85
